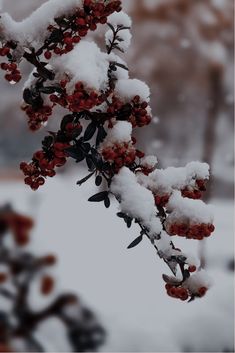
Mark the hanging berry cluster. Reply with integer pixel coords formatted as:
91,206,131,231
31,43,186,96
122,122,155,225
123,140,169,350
0,205,105,352
0,0,215,303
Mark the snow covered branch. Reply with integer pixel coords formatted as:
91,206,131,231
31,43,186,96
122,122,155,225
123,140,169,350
0,0,215,302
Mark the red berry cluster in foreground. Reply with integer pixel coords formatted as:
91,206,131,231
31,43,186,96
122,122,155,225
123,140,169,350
166,222,215,240
165,284,189,301
165,283,208,301
22,105,53,131
0,62,21,84
108,95,152,128
101,142,136,172
44,0,122,57
128,95,152,127
20,141,71,190
50,81,105,113
0,44,11,57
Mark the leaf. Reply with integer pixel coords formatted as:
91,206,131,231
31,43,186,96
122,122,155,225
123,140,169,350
107,23,116,34
42,136,54,148
86,155,95,171
39,86,57,94
23,88,34,105
83,122,97,141
48,29,63,43
88,191,109,202
114,62,129,71
117,212,127,219
117,26,131,31
104,196,110,208
126,217,133,228
81,142,91,154
95,175,103,186
77,172,95,186
65,146,84,161
96,126,107,146
127,235,143,249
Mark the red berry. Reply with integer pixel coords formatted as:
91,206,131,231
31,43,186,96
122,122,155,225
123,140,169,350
188,265,196,273
44,51,52,60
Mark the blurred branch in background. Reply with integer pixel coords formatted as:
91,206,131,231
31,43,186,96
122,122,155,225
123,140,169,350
0,204,105,352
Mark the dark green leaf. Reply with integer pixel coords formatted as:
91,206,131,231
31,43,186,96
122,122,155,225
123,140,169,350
77,172,95,186
95,175,103,186
66,146,84,161
86,155,95,171
88,191,109,202
83,122,97,141
39,86,57,94
107,23,116,34
117,212,127,219
42,136,54,148
96,125,107,146
60,115,74,131
127,235,143,249
104,196,110,208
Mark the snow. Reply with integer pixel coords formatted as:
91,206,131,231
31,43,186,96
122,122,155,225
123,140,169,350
107,11,132,28
167,191,214,225
143,161,210,195
101,121,132,145
185,269,213,293
105,28,132,52
0,0,83,47
54,41,109,92
0,174,233,352
115,78,150,102
141,155,158,168
111,167,162,236
107,53,129,80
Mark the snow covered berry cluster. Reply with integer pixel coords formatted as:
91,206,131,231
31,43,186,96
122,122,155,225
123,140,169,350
0,205,105,352
0,0,215,302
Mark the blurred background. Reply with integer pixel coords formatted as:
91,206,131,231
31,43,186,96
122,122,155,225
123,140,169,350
0,0,234,352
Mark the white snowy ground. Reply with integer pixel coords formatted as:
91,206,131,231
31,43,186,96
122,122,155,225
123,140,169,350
0,170,234,352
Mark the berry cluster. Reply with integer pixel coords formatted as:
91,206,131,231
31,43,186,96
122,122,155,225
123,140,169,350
181,179,207,199
22,104,53,131
165,283,208,301
101,142,136,172
108,95,152,127
165,284,189,301
166,222,215,240
20,141,71,190
0,62,21,84
0,44,11,57
128,95,152,127
44,0,122,57
0,210,33,246
50,81,105,112
154,194,170,207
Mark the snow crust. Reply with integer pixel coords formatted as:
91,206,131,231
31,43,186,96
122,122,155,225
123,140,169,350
0,0,83,47
185,269,213,293
141,155,158,168
101,121,132,145
167,191,214,225
54,41,109,92
142,161,210,195
115,79,150,102
111,167,162,236
107,11,132,28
